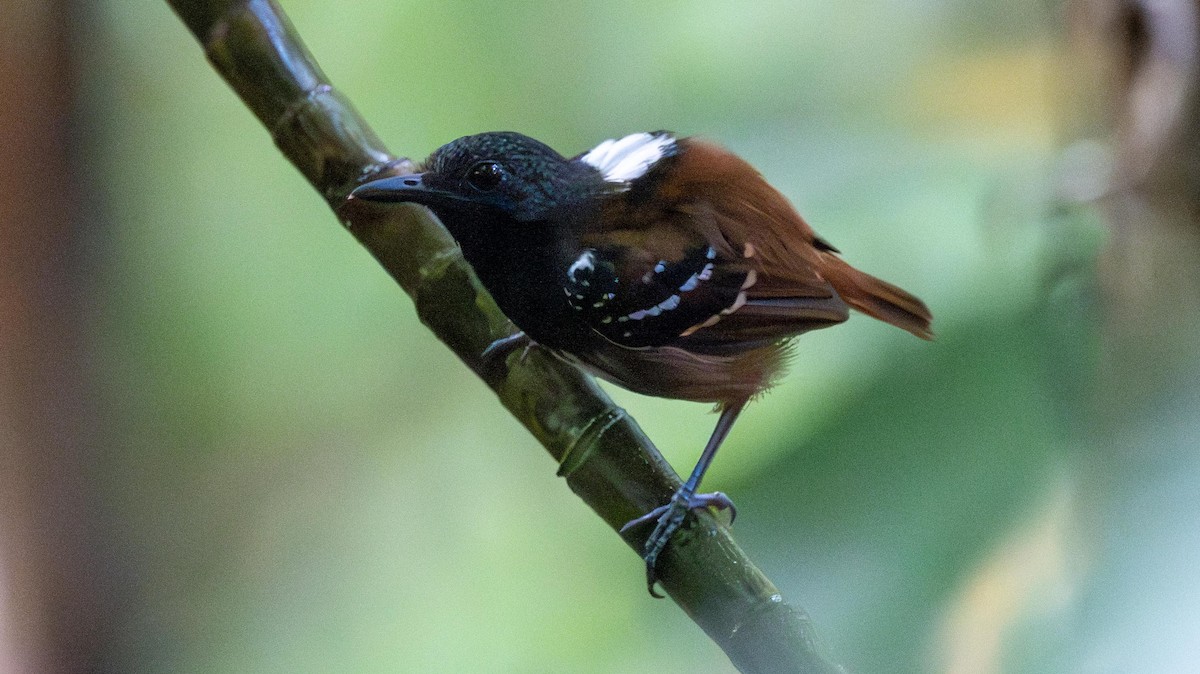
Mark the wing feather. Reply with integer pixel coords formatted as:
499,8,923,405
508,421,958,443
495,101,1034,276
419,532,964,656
567,134,930,353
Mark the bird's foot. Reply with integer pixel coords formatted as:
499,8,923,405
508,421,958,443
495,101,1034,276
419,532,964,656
620,489,736,597
480,331,532,378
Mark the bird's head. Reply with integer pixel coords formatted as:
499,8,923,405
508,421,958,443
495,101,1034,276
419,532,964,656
350,131,680,228
351,132,603,226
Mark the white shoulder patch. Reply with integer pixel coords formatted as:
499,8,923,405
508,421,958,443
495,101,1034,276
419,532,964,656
580,132,677,184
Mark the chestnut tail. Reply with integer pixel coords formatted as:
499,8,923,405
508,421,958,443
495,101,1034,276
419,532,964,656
822,256,934,340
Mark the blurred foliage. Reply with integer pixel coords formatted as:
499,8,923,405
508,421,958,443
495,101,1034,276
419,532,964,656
79,0,1123,671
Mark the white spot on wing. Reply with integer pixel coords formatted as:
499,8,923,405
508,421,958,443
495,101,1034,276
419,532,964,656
618,293,684,325
567,251,595,282
680,313,722,337
580,132,676,183
741,269,757,290
722,292,747,315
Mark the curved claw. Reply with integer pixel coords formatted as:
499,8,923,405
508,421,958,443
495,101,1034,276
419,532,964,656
648,565,666,599
619,504,671,534
622,490,739,597
481,331,529,362
479,331,532,381
700,491,736,525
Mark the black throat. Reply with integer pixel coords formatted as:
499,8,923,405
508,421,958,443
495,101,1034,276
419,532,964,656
450,213,593,352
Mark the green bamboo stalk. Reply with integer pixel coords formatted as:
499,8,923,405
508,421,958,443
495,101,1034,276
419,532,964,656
165,1,844,671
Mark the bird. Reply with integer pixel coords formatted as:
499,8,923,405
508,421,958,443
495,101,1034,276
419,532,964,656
349,131,933,596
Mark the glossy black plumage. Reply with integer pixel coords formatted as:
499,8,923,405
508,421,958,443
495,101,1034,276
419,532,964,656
350,131,933,595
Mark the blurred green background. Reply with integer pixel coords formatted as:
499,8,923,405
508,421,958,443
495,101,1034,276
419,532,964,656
10,0,1197,671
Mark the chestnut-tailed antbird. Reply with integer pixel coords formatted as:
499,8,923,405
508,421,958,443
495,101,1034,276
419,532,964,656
350,131,933,596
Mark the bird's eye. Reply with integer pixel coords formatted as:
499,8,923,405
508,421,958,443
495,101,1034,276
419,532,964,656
466,161,504,192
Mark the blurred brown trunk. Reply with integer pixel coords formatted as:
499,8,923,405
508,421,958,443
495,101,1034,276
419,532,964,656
1071,0,1200,397
1062,2,1200,670
0,1,109,672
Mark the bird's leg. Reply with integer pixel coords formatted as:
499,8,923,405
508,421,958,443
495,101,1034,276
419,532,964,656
620,400,746,597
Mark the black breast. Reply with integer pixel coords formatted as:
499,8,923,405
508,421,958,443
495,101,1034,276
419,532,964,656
455,222,593,352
